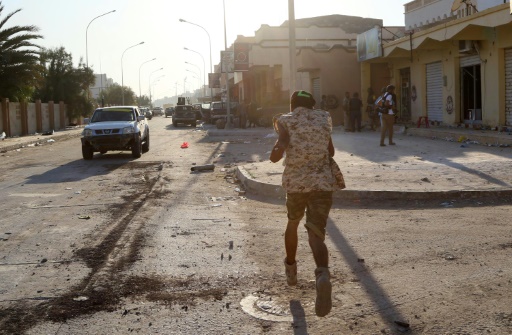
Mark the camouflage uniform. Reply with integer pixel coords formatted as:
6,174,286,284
276,107,336,240
277,107,337,193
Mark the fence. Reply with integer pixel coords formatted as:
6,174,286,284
0,99,75,137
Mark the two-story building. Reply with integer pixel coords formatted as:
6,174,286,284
359,0,512,128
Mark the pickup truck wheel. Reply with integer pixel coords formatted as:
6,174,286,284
132,136,142,158
173,121,178,127
142,131,150,153
82,145,94,160
191,122,196,127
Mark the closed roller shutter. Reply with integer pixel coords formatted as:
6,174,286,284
460,54,480,68
506,48,512,126
426,62,443,122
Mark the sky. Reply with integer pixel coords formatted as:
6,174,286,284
3,0,407,101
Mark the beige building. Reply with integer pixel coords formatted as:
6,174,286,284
228,15,384,125
360,2,512,128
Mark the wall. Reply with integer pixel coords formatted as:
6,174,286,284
0,99,68,137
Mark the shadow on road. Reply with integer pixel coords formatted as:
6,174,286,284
24,155,148,184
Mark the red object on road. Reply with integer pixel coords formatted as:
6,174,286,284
181,142,189,149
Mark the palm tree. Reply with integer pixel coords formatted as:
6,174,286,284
0,1,42,101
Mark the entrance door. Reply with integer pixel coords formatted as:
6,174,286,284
460,55,482,123
400,68,411,121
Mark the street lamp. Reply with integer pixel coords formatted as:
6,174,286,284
148,67,164,103
185,69,200,93
185,61,202,91
179,18,213,103
86,10,116,70
121,41,144,105
150,75,165,104
85,9,115,101
139,58,156,98
184,47,206,99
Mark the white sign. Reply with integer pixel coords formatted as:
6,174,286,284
221,51,234,73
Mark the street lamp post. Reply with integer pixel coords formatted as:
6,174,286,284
179,19,213,103
148,68,164,105
139,58,156,98
86,10,116,70
184,47,206,100
121,41,144,105
150,75,165,104
85,10,115,101
185,61,202,93
185,69,200,96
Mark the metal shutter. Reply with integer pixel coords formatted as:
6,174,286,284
506,48,512,126
426,62,443,122
460,54,480,68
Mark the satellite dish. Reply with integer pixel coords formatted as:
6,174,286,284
451,0,464,11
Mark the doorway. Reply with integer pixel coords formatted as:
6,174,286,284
460,63,482,124
399,68,411,122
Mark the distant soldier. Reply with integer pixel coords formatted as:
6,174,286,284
247,100,259,127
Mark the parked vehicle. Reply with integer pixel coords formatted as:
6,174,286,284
209,101,238,124
138,107,152,120
152,107,164,116
172,105,197,127
81,106,150,159
165,107,175,118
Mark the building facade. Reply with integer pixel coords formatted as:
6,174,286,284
227,15,383,125
360,1,512,127
90,74,113,100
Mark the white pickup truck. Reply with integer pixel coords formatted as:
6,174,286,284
81,106,150,160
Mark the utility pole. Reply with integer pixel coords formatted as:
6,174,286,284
288,0,297,93
223,0,232,128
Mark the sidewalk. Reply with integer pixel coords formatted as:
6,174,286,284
230,125,512,200
0,126,84,153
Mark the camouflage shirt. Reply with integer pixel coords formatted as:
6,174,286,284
277,107,336,193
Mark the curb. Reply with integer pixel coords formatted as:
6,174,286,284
0,129,83,153
236,166,512,201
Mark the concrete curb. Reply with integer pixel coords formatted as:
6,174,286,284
0,128,83,153
236,166,512,201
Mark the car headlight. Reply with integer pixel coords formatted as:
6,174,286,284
123,126,136,134
83,129,93,137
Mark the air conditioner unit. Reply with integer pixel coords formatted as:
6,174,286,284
459,40,475,53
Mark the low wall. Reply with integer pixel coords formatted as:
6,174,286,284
0,99,69,137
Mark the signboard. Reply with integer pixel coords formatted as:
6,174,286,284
357,26,382,62
221,51,234,73
208,73,221,89
234,43,250,71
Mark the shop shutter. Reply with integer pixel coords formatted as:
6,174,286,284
460,54,480,68
426,62,443,122
505,48,512,126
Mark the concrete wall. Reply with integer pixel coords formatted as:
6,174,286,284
0,99,68,137
27,103,37,135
